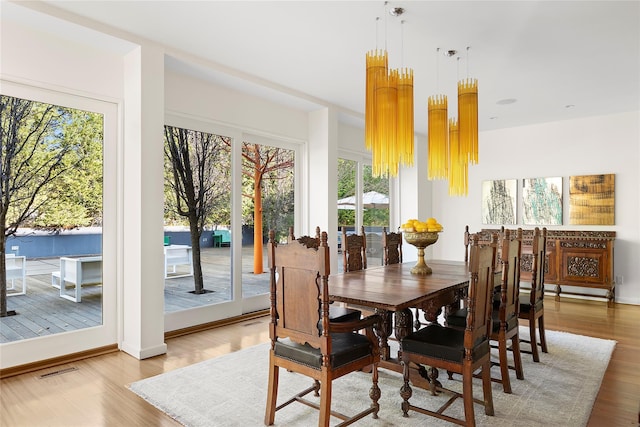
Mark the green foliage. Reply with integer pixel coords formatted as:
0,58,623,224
240,142,294,239
337,160,389,227
0,95,103,233
1,94,104,315
261,159,294,241
363,165,389,227
337,158,356,226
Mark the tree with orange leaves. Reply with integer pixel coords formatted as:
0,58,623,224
241,143,294,274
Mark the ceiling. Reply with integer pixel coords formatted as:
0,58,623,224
7,1,640,135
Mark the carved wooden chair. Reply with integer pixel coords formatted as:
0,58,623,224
462,225,504,308
264,230,381,427
463,225,471,263
342,226,367,272
288,227,361,323
400,234,497,426
519,227,548,362
382,227,403,266
446,229,524,393
491,228,524,392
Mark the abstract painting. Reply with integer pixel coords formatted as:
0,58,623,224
522,177,563,225
482,179,517,225
569,174,615,225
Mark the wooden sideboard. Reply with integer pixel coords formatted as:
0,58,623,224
482,229,616,306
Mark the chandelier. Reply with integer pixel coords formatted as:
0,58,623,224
365,8,414,178
427,48,479,196
363,5,478,189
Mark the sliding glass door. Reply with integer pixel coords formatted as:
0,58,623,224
162,117,298,328
337,156,389,272
0,80,117,367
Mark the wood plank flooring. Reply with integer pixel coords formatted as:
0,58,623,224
1,298,638,426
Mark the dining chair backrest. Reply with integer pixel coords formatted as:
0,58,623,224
465,225,504,273
382,227,403,265
287,226,321,249
464,225,471,263
342,226,367,272
268,229,330,343
499,228,523,320
286,226,362,324
468,233,499,344
529,227,547,308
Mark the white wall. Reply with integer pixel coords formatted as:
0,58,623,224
429,112,640,305
165,70,310,141
0,16,124,99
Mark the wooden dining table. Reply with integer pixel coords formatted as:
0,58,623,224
329,259,471,371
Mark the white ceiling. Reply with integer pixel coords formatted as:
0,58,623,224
7,1,640,135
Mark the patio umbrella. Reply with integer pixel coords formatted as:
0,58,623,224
337,191,389,210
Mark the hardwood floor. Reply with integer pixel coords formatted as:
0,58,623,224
1,299,638,426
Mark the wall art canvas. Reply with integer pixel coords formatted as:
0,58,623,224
481,179,517,225
522,177,563,225
569,173,615,225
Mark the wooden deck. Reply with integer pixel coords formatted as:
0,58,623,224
0,244,381,343
0,247,272,343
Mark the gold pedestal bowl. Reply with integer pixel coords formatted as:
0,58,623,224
404,231,440,275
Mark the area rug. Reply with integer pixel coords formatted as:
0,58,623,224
128,328,615,426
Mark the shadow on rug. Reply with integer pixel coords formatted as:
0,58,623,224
128,327,615,426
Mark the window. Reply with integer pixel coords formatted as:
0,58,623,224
337,158,389,271
0,83,116,355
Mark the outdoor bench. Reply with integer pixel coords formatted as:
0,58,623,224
51,256,102,302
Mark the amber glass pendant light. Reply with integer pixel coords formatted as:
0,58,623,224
427,94,448,180
427,47,478,196
458,77,479,164
364,7,414,178
448,118,468,196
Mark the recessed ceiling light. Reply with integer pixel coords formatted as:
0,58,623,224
496,98,517,105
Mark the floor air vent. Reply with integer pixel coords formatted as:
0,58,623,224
39,367,78,379
243,321,264,327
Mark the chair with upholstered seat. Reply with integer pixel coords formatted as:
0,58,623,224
491,228,524,392
519,227,548,362
288,227,361,323
464,225,503,264
382,227,402,266
400,234,497,426
342,226,367,272
264,230,381,427
446,229,525,393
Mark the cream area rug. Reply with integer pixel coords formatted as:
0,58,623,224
128,327,615,427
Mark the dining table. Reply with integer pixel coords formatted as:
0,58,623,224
329,259,471,375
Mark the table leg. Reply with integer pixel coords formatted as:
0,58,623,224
394,308,413,361
374,308,392,361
